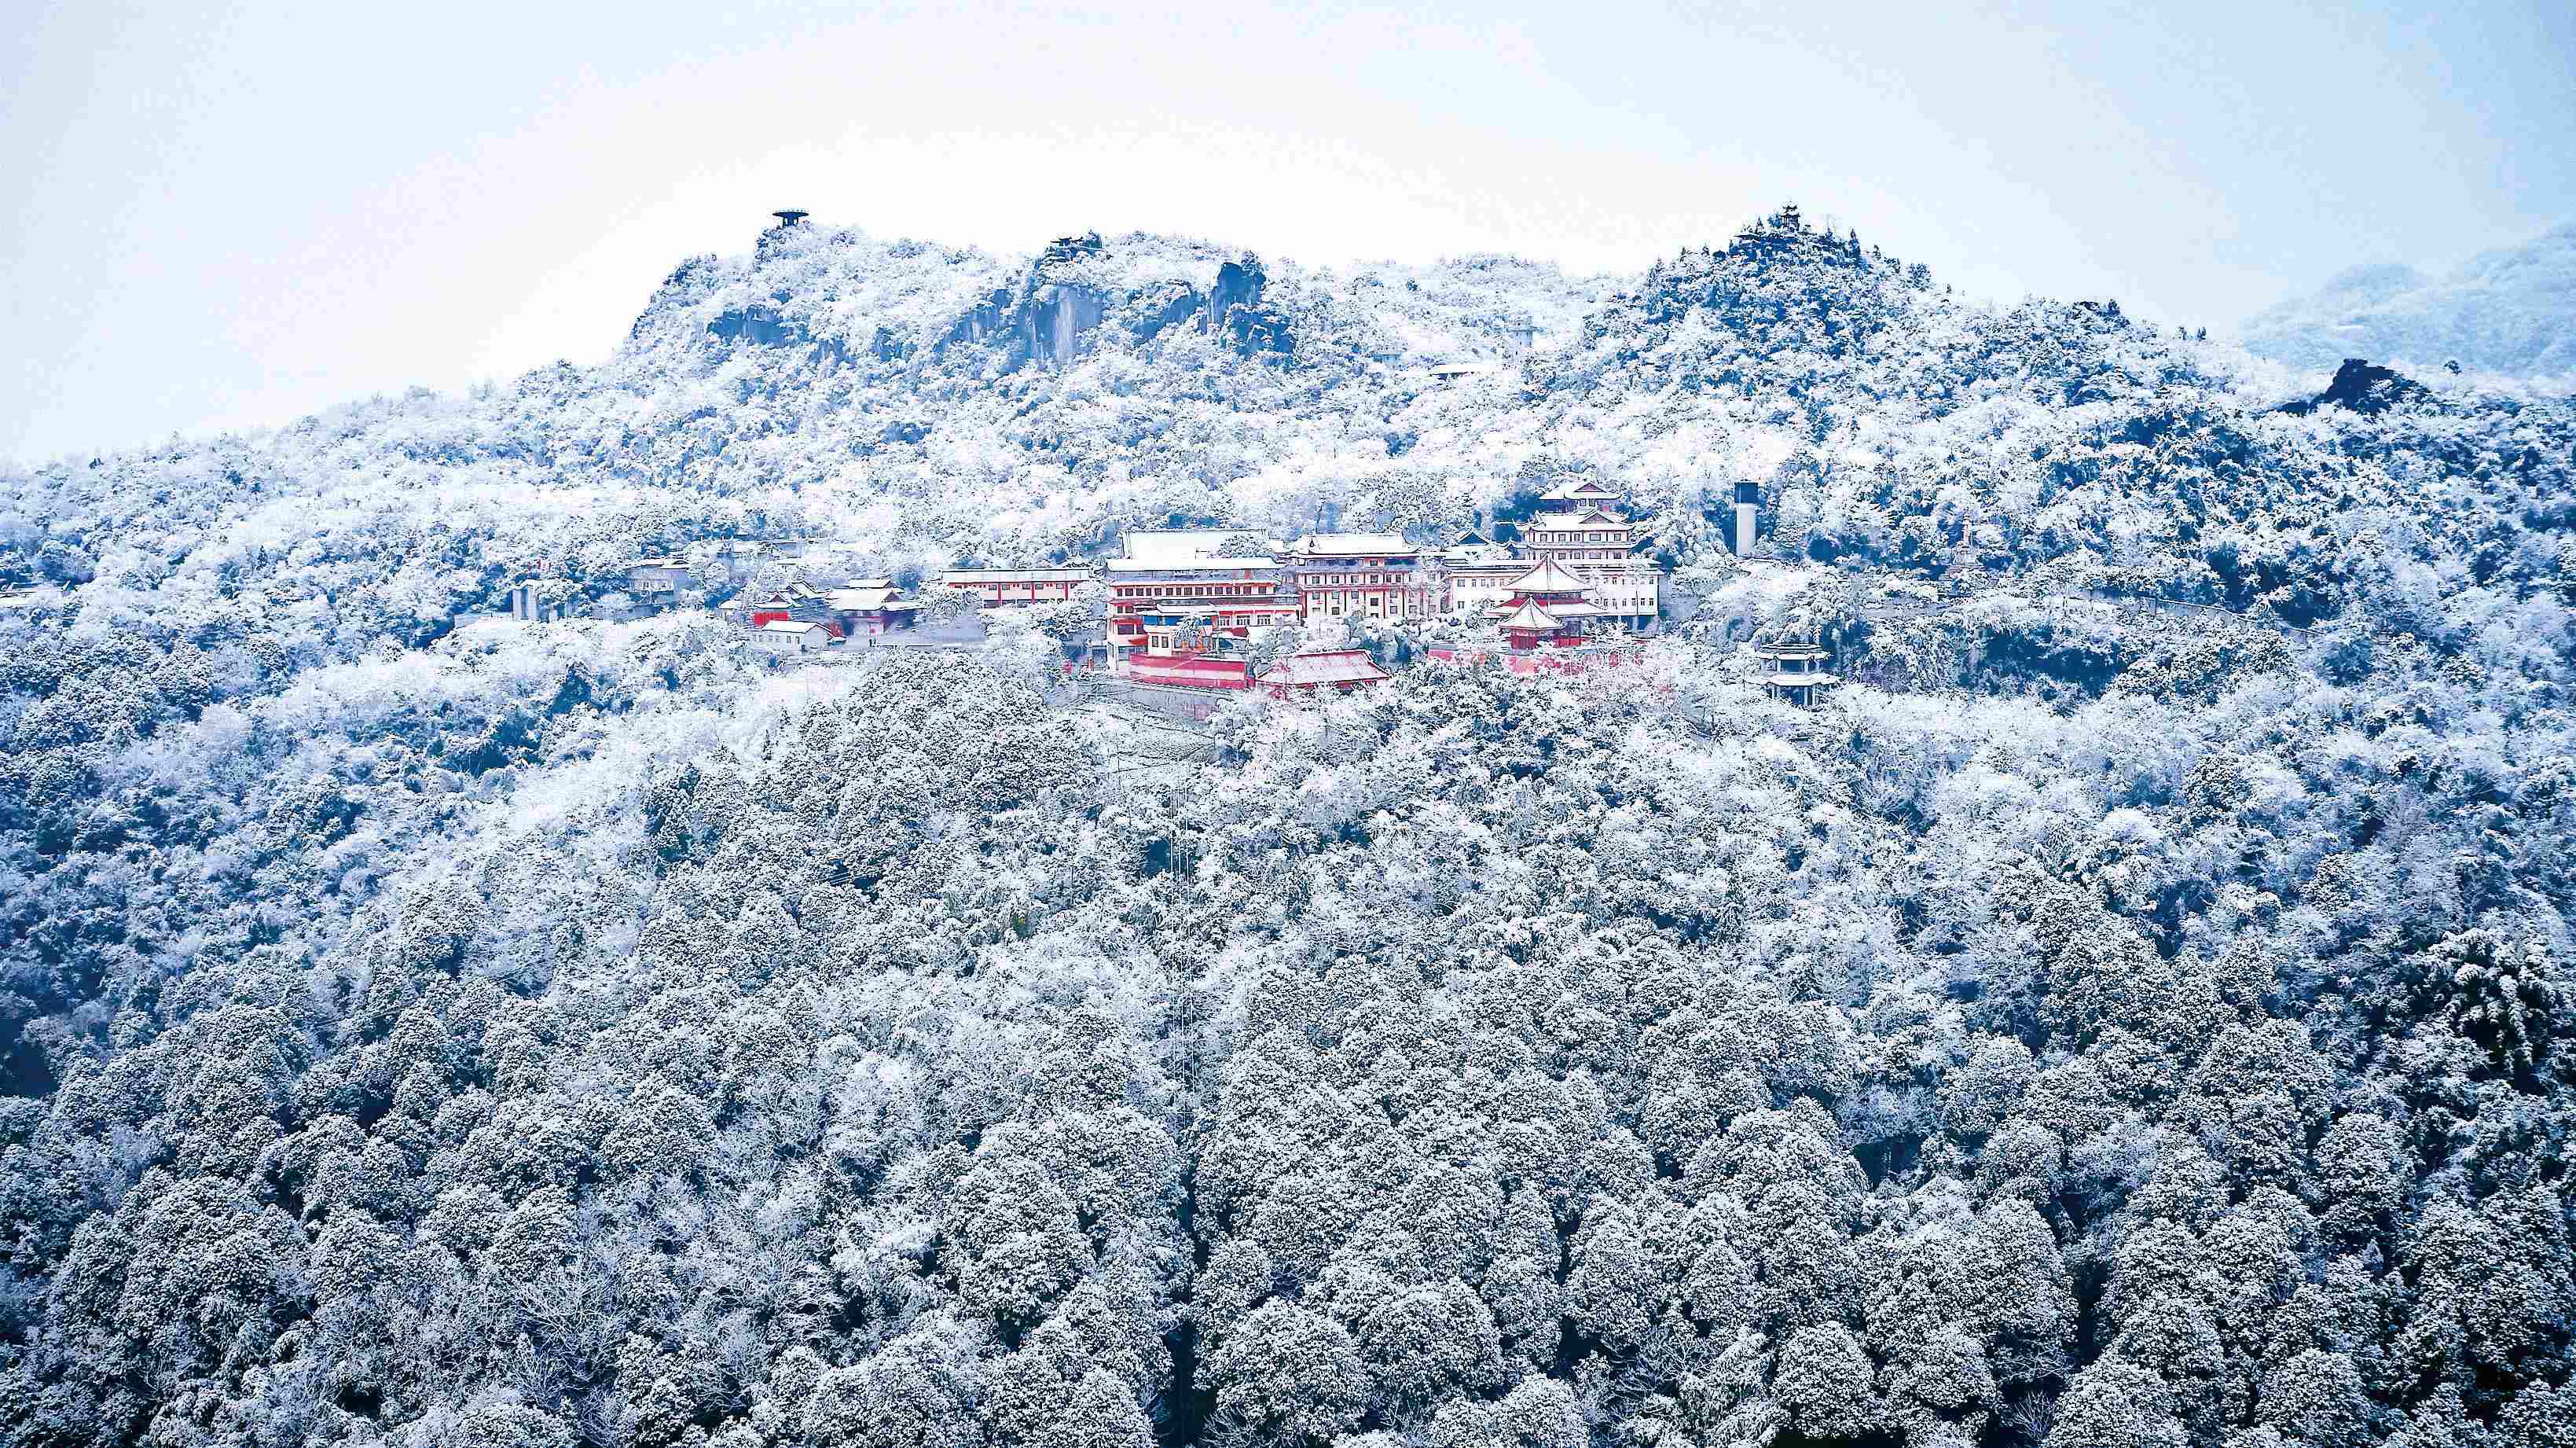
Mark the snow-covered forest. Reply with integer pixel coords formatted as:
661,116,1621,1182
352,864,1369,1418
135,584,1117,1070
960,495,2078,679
2,207,2574,1448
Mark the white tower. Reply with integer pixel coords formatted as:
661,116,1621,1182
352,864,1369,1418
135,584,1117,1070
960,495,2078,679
1731,481,1760,557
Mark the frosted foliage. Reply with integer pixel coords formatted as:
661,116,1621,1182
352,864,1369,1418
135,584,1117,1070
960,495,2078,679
1,206,2574,1448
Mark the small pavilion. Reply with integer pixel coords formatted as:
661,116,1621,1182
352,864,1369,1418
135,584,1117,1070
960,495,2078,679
1756,638,1837,706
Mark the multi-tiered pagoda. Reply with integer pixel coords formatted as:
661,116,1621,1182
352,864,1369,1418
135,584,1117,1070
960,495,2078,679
1521,479,1658,623
1488,558,1603,649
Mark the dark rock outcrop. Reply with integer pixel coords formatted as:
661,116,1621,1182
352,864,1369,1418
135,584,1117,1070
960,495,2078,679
707,302,849,366
924,240,1295,369
1014,233,1114,366
1133,285,1204,345
1024,283,1110,366
940,287,1017,355
1207,258,1293,360
2279,358,2430,416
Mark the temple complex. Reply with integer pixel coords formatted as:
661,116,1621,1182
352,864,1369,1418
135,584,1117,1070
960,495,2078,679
1520,480,1658,624
1282,534,1437,623
1105,531,1298,668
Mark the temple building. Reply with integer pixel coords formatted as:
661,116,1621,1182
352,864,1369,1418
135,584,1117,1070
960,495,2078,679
1283,534,1437,623
1123,654,1254,689
1536,476,1625,509
1486,559,1605,648
747,583,832,627
1425,551,1648,678
1495,597,1579,652
626,553,695,605
825,579,921,637
937,566,1094,607
1520,480,1659,625
754,619,831,654
1756,638,1837,706
1438,533,1525,616
1256,649,1392,700
1106,531,1296,677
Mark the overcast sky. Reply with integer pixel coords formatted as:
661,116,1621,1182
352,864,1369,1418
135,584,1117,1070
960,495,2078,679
4,0,2570,465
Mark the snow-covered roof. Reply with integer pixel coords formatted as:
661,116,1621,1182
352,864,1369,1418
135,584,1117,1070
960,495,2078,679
1542,479,1622,502
1504,559,1592,594
1290,533,1415,558
1498,599,1563,631
1531,508,1629,527
827,586,915,612
1486,597,1603,619
758,619,826,634
1110,530,1276,571
940,567,1095,583
1258,649,1393,687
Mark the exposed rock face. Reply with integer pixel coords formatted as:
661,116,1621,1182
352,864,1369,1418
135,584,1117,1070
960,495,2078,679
940,287,1017,355
675,228,1314,377
706,302,849,366
1132,285,1202,345
1001,241,1293,368
706,303,806,347
1208,258,1293,359
2279,358,2431,416
1209,258,1261,321
1008,232,1111,367
1025,283,1110,366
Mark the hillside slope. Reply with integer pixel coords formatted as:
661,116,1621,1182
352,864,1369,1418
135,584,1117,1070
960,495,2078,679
0,209,2573,1448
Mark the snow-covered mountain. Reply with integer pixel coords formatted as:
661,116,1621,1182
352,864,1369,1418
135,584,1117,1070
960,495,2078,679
14,207,2562,643
2241,222,2576,379
2,208,2574,1448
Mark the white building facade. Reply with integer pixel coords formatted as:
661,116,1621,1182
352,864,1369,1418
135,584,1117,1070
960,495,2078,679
1521,483,1657,627
754,620,831,654
1285,534,1438,623
937,567,1095,606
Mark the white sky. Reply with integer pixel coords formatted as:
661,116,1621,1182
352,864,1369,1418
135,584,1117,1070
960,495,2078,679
5,0,2570,465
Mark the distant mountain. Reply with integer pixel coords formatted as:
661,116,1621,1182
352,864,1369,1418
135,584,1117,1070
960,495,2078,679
2242,222,2576,377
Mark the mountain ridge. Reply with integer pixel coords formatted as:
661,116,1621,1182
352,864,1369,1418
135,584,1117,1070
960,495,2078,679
9,207,2569,646
2242,222,2576,379
1,204,2573,1448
